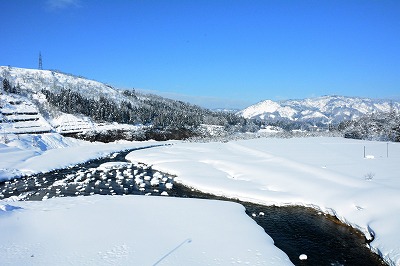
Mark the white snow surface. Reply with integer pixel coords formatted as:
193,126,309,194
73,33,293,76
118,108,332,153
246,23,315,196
50,113,145,134
258,126,283,134
126,137,400,266
0,195,292,265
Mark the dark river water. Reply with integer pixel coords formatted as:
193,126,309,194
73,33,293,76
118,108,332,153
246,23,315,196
0,149,387,266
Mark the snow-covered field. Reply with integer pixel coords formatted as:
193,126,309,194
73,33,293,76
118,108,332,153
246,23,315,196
1,134,399,265
126,137,400,266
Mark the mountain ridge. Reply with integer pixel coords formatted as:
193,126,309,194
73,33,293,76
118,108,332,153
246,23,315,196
238,95,400,124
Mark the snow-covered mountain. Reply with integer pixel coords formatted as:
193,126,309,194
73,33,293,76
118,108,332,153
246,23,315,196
238,96,400,124
0,66,121,101
1,66,254,139
1,66,135,135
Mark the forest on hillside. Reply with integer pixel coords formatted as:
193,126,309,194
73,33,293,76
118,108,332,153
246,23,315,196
338,112,400,142
40,87,260,140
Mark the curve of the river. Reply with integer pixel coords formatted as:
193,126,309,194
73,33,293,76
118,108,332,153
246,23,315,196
0,149,387,266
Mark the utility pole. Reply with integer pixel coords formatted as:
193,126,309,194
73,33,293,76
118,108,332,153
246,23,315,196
387,143,389,158
38,52,43,70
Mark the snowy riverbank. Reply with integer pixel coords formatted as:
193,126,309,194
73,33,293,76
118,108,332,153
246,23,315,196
0,133,292,265
0,133,163,181
1,134,399,265
126,137,400,266
0,195,292,265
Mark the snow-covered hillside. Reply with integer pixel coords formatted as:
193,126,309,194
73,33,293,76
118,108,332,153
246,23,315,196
0,66,141,135
1,66,255,139
0,66,121,101
0,90,142,136
238,95,400,124
0,94,52,134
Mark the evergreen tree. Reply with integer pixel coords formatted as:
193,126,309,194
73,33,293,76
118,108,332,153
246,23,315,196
2,78,12,92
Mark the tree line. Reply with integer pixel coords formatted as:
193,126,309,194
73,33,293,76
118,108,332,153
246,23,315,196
338,111,400,142
41,88,259,133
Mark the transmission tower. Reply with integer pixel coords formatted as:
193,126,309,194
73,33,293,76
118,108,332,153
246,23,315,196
38,52,43,70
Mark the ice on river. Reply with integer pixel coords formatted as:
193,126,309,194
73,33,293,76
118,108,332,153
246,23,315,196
0,195,292,265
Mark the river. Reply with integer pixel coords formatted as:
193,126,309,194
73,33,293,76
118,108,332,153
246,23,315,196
0,149,387,266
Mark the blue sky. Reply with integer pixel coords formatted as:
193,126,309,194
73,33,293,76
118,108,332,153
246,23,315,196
1,0,399,109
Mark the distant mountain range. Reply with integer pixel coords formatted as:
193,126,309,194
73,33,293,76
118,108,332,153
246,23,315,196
237,96,400,124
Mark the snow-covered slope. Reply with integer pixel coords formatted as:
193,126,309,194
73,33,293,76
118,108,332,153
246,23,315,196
0,66,121,101
0,94,52,134
238,95,400,124
0,66,123,134
0,66,147,135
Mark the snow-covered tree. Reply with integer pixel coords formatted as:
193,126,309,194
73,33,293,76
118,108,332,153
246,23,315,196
2,78,12,93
